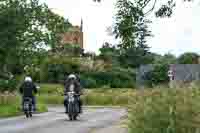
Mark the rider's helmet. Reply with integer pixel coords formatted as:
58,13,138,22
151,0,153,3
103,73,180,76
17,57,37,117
24,76,32,82
68,74,77,80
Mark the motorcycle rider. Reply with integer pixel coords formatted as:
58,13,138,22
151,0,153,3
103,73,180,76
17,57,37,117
19,76,38,112
64,73,83,113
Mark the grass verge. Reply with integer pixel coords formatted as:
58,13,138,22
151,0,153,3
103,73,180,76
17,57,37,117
37,88,132,106
128,87,200,133
0,104,47,118
0,93,47,118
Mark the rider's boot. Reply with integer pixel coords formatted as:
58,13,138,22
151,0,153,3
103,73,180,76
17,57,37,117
79,99,83,113
79,105,82,113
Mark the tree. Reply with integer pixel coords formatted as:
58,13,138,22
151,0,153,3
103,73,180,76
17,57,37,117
153,53,177,65
113,0,153,68
145,63,169,86
113,0,192,49
177,52,199,64
98,42,120,66
95,0,192,18
0,0,71,76
119,47,154,68
112,0,193,68
52,44,84,57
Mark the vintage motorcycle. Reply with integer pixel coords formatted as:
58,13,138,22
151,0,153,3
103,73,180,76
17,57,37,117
64,84,80,121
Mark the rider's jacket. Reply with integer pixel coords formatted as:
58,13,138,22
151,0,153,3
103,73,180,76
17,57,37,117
19,81,37,97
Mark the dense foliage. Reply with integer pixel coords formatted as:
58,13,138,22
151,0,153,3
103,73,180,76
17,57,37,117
177,52,199,64
38,55,135,88
0,0,71,91
145,64,169,87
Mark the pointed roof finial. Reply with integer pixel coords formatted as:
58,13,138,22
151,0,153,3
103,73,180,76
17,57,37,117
80,18,83,32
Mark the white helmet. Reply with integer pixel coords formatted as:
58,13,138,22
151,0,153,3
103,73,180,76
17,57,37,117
25,76,32,82
68,74,76,79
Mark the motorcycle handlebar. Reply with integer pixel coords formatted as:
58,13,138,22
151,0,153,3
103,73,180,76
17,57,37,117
63,93,81,96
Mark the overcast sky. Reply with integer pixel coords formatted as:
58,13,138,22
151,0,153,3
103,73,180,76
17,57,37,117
44,0,200,56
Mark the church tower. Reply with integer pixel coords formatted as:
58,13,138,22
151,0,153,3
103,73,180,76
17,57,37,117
60,18,84,50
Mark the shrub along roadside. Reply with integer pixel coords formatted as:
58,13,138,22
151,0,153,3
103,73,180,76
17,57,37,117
0,104,47,118
0,93,47,118
80,71,135,88
38,88,131,106
38,56,135,88
36,84,131,106
38,84,63,95
128,87,200,133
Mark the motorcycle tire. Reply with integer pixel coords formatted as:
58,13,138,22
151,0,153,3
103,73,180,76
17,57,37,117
68,103,73,120
69,114,73,121
29,112,32,117
25,112,29,118
73,115,78,120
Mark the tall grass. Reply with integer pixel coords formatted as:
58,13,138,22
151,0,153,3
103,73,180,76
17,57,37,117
128,87,200,133
38,95,63,104
37,88,131,106
0,93,20,105
35,84,131,106
0,93,47,117
82,89,130,106
38,84,63,94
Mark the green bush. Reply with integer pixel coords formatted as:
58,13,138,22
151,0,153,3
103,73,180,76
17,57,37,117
0,78,18,92
177,52,199,64
40,56,81,83
81,77,98,88
81,71,135,88
145,64,169,87
24,65,41,82
39,55,135,88
129,88,200,133
38,84,63,94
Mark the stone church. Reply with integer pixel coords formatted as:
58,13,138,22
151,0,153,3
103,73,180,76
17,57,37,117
60,19,84,49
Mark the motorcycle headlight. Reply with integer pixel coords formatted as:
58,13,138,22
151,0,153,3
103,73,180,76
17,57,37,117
69,84,74,92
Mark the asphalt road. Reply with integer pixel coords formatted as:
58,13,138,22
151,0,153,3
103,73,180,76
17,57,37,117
0,107,127,133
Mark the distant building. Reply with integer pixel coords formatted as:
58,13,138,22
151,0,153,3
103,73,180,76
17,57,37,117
136,64,154,88
168,64,200,88
60,19,83,49
169,64,200,81
136,64,200,88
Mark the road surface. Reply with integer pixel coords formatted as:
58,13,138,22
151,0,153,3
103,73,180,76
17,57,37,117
0,107,127,133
